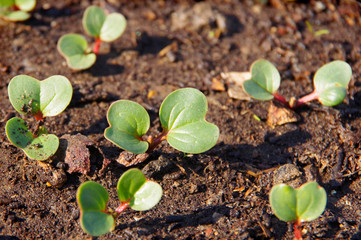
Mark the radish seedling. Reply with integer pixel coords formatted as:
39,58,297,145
243,60,352,108
57,5,126,70
77,168,162,236
0,0,36,21
269,182,327,240
104,88,219,158
5,75,72,160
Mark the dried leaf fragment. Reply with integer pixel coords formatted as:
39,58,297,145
221,71,252,100
267,101,300,128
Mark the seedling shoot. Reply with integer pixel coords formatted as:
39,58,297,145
104,88,219,159
6,75,73,160
243,59,352,108
77,169,162,236
57,5,127,70
269,182,327,240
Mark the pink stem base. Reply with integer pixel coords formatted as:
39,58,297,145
294,220,302,240
294,90,319,108
115,202,129,215
93,38,101,55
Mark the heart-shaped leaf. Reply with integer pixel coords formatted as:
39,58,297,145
270,182,327,223
8,75,72,119
105,100,150,154
83,5,126,42
77,181,114,236
159,88,219,154
314,61,352,106
57,34,96,70
117,169,162,211
243,59,281,100
5,117,59,160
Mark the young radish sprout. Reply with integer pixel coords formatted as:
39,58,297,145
269,182,327,240
0,0,36,21
5,75,72,160
104,88,219,165
243,59,352,108
77,168,162,236
57,5,126,70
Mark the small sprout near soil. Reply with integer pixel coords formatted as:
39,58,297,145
5,75,72,161
270,182,327,240
104,88,219,165
0,0,36,21
77,168,162,236
57,5,126,70
243,59,352,108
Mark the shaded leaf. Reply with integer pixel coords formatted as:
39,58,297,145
57,34,96,70
104,100,149,154
77,181,114,236
5,117,59,161
82,6,106,37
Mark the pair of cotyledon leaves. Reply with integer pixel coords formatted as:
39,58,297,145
77,168,162,236
5,75,73,160
243,60,352,106
270,182,327,223
104,88,220,155
57,6,126,70
0,0,35,21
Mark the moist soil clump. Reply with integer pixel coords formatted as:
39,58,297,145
1,0,361,239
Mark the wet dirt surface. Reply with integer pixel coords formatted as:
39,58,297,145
0,0,361,239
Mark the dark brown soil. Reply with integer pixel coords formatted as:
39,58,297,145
1,0,361,239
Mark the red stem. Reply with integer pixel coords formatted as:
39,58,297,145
115,202,129,215
272,92,289,107
34,111,44,121
146,130,168,153
293,220,302,240
294,90,319,108
93,38,102,55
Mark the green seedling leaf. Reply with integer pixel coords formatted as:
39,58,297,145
159,88,219,154
5,117,59,160
8,75,72,119
117,169,162,211
0,0,35,21
314,61,352,106
83,5,127,42
243,59,281,100
3,10,30,21
270,182,327,223
83,6,106,37
105,100,150,154
100,13,126,42
57,34,96,70
77,181,114,236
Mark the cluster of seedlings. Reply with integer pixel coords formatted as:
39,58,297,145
0,0,36,21
3,3,355,239
57,6,127,70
